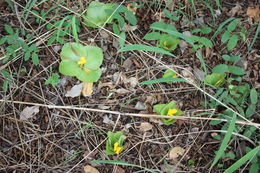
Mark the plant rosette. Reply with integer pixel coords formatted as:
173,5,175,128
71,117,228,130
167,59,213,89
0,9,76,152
157,34,180,51
204,73,226,87
153,101,183,125
59,42,103,96
84,1,114,28
106,131,124,155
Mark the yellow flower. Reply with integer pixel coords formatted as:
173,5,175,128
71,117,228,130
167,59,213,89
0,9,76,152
77,57,87,66
163,41,169,50
166,108,178,122
113,142,123,154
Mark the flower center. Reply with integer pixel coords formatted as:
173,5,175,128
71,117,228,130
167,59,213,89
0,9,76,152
113,142,123,154
77,57,87,66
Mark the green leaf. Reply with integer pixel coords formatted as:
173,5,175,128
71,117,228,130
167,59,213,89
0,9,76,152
201,26,212,34
153,104,166,114
112,23,120,35
245,104,256,118
0,36,7,45
24,51,31,61
4,24,14,35
84,46,103,70
118,44,176,57
119,32,126,48
59,60,81,77
32,53,39,65
222,54,240,62
76,68,102,82
227,19,238,32
60,43,86,61
221,31,230,43
140,78,187,85
228,66,245,75
250,88,258,104
125,11,137,25
163,9,179,21
249,163,259,173
204,73,226,87
157,34,180,51
210,113,236,170
163,69,176,78
227,34,238,50
224,146,260,173
143,32,161,40
71,15,79,42
212,64,229,73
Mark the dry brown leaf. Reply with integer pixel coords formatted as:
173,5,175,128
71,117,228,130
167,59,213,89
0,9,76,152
83,165,100,173
247,5,260,21
169,147,185,160
20,106,39,120
122,57,133,70
135,101,146,110
229,4,242,17
115,166,126,173
115,88,130,94
138,122,153,132
82,82,93,97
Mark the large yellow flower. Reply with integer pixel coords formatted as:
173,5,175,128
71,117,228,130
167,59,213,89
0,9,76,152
113,142,123,154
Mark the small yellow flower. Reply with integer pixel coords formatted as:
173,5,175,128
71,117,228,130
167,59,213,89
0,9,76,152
113,142,123,154
77,57,87,66
173,74,178,78
163,41,169,50
166,109,178,121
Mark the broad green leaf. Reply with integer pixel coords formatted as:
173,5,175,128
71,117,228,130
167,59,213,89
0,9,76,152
0,36,7,45
119,32,126,48
153,104,166,114
157,34,180,51
24,52,31,61
222,54,240,62
224,146,260,173
150,21,177,31
143,32,161,40
140,78,187,84
163,69,176,78
221,31,230,43
227,19,238,32
84,46,103,70
60,43,86,61
59,60,81,77
250,88,258,104
77,68,102,82
227,34,238,50
4,24,14,35
125,11,137,25
112,23,120,35
212,64,229,73
228,66,245,75
118,44,176,57
210,113,236,170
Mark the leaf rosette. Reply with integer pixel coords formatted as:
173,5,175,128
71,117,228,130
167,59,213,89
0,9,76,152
59,43,103,82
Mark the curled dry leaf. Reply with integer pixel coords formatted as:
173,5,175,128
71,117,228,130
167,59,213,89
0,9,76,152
65,83,83,98
83,165,100,173
247,5,260,21
20,106,39,120
169,147,185,160
135,101,146,110
82,82,93,97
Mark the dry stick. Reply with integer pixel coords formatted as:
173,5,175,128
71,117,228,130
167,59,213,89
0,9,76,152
1,99,259,128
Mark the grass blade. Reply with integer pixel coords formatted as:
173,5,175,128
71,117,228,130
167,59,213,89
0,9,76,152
92,160,158,173
140,78,187,84
71,16,78,42
118,44,177,57
224,146,260,173
249,21,260,51
211,18,235,39
210,113,237,170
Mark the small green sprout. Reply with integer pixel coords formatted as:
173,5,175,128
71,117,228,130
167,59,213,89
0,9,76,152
153,101,183,125
106,131,124,155
58,42,103,82
204,73,226,87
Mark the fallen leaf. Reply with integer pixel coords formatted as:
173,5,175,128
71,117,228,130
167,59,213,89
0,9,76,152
115,166,126,173
83,165,99,173
169,147,185,160
179,40,189,53
122,57,133,71
82,82,93,97
127,77,138,88
135,101,146,110
65,83,83,98
103,115,114,125
229,4,242,17
122,24,138,32
115,88,131,94
247,5,260,21
138,122,153,132
20,106,39,120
